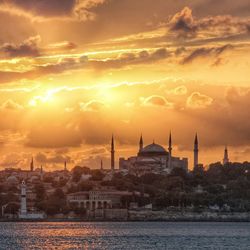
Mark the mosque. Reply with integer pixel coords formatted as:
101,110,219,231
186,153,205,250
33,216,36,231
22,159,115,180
118,133,191,175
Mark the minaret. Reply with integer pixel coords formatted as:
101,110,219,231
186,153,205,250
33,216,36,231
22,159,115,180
101,159,103,170
194,133,199,170
223,146,229,165
139,134,143,151
30,157,34,172
111,135,115,171
168,131,172,169
64,161,67,171
20,180,27,215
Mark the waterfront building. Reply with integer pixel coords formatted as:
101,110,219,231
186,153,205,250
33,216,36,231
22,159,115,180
67,190,134,210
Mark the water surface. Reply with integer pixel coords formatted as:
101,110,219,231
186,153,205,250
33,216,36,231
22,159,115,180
0,222,249,249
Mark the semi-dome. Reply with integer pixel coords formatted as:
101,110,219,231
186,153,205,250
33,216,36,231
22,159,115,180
138,142,168,156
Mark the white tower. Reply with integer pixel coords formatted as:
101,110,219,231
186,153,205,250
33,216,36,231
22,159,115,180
20,180,27,215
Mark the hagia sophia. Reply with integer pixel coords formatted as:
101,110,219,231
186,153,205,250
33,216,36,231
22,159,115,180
118,133,189,175
114,133,229,175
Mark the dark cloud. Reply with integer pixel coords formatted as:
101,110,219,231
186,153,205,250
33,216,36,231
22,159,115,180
1,35,40,58
169,7,197,38
35,152,72,164
0,0,107,21
2,0,76,18
168,6,250,39
182,44,233,64
182,87,250,148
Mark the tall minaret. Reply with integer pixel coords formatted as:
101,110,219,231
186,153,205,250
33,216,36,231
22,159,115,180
194,133,199,170
64,161,67,171
40,165,43,180
30,157,34,172
139,134,143,151
20,180,27,215
168,131,172,169
111,135,115,171
223,146,229,165
101,159,103,170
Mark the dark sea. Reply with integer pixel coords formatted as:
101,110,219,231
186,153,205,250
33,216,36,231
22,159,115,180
0,222,249,250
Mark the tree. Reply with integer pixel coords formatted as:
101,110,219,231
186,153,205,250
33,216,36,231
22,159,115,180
71,166,90,182
34,183,46,201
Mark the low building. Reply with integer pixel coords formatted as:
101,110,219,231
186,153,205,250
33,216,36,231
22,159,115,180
67,190,134,210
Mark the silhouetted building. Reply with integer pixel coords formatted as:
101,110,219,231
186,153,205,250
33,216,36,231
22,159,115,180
30,157,34,172
119,134,188,175
139,134,143,151
101,159,103,170
193,133,199,170
223,146,229,165
168,132,172,169
111,135,115,171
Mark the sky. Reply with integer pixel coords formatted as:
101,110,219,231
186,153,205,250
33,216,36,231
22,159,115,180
0,0,250,170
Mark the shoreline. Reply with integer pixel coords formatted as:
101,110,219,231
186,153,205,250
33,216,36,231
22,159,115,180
1,218,250,223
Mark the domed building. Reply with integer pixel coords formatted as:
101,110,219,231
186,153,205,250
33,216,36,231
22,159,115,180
119,134,188,175
139,143,168,157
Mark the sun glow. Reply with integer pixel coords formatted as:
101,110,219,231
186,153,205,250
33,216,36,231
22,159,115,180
28,88,62,107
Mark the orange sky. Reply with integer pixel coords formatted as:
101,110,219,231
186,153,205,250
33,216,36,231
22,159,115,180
0,0,250,170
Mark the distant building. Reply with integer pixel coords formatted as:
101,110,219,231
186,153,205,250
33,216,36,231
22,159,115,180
119,134,188,175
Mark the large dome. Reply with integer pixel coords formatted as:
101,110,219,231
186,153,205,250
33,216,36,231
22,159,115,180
138,142,168,156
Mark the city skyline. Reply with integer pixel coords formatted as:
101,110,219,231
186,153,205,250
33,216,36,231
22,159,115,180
0,1,249,170
2,133,231,171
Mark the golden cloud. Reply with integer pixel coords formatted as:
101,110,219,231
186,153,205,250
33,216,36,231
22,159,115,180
141,95,174,108
186,92,213,109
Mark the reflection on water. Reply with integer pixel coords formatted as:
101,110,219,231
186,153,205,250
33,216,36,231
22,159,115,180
0,222,249,249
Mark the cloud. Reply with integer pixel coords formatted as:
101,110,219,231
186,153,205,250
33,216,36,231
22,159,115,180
182,44,233,64
186,92,213,109
0,0,107,21
1,35,41,58
47,41,77,51
90,48,170,70
168,6,250,39
0,99,23,110
0,48,167,84
0,56,88,84
35,152,72,164
169,7,196,38
80,100,107,112
166,85,188,95
141,95,174,108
